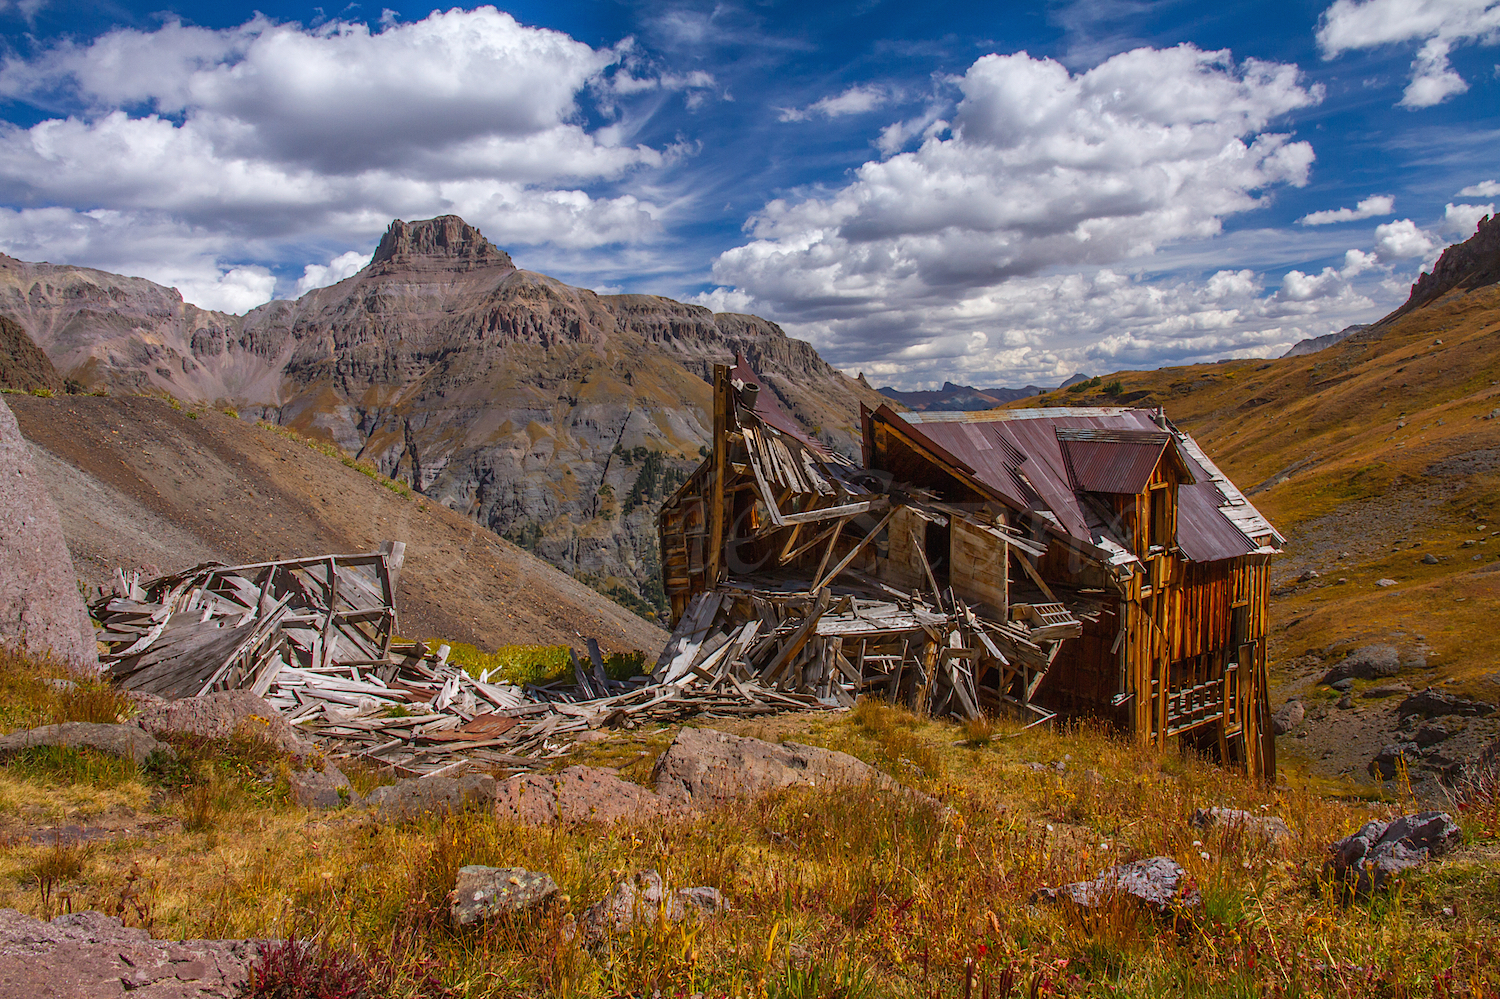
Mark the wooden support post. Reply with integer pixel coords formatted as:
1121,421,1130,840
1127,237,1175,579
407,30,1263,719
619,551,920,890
706,364,729,586
812,517,849,587
810,507,898,591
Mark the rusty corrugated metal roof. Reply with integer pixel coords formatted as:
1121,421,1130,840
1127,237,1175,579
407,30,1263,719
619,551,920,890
888,407,1278,564
1056,429,1171,494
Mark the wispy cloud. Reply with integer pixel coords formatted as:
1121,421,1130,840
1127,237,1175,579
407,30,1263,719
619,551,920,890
778,84,891,122
1298,194,1395,225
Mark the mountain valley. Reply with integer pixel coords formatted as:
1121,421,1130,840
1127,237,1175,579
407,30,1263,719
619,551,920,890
1,217,886,621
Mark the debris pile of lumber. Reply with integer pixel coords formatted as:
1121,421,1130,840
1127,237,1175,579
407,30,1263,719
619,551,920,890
91,545,841,777
655,361,1093,728
92,545,405,699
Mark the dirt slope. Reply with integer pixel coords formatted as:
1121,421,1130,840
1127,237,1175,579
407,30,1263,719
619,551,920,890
6,395,667,657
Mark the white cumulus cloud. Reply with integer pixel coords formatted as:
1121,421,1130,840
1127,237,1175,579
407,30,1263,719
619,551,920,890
295,250,369,295
1458,179,1500,197
0,7,671,310
707,45,1331,385
1298,194,1395,225
1373,218,1438,259
1316,0,1500,108
1443,201,1495,235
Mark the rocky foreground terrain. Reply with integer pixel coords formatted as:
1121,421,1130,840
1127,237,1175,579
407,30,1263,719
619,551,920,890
1,216,886,619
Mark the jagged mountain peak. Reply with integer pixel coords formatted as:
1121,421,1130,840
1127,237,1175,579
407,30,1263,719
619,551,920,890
369,215,515,275
1392,213,1499,320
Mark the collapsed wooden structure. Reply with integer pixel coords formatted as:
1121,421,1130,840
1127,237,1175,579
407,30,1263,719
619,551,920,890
658,358,1282,776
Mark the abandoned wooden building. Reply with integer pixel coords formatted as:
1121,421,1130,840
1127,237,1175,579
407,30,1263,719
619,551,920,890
656,358,1282,777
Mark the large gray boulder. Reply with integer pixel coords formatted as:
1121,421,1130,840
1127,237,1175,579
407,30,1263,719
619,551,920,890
1327,811,1461,893
132,690,312,754
493,766,665,826
0,398,97,671
0,908,260,997
1322,645,1399,684
651,726,941,811
0,721,169,765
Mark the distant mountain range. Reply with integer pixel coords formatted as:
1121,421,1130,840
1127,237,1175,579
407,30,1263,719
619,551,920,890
876,378,1069,411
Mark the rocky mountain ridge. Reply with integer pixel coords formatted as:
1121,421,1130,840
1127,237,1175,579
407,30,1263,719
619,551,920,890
0,216,887,621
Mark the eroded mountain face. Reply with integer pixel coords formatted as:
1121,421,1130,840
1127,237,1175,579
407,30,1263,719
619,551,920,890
1,216,886,621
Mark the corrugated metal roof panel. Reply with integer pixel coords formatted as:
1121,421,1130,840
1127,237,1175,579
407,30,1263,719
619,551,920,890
1057,433,1168,494
1177,479,1257,561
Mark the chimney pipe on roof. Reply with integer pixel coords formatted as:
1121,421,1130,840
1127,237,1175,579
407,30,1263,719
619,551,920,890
741,382,760,410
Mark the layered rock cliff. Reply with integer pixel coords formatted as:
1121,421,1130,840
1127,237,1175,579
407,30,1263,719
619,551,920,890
0,216,887,622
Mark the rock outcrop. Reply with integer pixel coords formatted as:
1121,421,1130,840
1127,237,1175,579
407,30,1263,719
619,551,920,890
0,908,260,997
0,722,169,765
1393,214,1500,319
0,397,98,669
1326,811,1461,893
0,314,62,393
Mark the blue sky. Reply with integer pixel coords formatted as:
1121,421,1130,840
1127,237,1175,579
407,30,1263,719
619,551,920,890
0,0,1497,389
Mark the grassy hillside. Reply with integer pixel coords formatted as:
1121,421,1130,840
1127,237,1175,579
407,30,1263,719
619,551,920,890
3,644,1499,998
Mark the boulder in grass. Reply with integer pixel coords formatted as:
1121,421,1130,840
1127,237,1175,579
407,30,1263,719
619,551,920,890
651,726,945,813
1034,856,1201,914
0,722,169,766
449,866,558,928
132,691,313,755
1322,645,1400,684
1271,699,1304,735
492,766,664,826
1326,812,1461,893
575,870,725,945
0,908,261,996
289,765,359,810
1190,807,1292,846
367,773,496,821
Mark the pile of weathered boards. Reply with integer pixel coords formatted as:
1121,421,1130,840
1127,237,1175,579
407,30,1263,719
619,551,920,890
89,544,833,777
